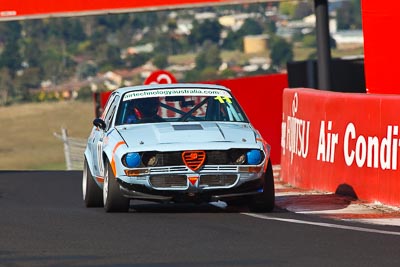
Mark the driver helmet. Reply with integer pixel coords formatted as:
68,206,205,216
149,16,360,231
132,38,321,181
134,97,160,118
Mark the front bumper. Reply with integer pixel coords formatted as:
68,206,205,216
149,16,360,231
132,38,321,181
118,175,264,203
116,164,266,203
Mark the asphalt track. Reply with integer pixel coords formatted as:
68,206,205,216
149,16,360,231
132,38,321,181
1,171,400,267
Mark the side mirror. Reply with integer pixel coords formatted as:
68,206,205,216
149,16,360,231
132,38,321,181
93,118,106,130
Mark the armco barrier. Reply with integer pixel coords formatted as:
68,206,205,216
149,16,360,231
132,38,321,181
281,88,400,206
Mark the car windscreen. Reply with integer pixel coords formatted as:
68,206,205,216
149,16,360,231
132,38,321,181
114,88,249,125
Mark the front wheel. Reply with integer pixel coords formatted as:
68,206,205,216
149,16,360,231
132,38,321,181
103,162,130,212
82,157,103,207
247,160,275,212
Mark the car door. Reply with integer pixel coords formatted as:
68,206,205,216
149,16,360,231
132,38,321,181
91,93,120,177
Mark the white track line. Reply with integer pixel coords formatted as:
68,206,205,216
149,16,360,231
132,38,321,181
242,213,400,236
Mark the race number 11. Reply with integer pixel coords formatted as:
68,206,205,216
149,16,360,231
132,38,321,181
214,96,232,104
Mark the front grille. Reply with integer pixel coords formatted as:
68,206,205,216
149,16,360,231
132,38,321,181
142,150,254,167
149,175,187,188
205,151,230,164
199,175,237,187
155,152,182,166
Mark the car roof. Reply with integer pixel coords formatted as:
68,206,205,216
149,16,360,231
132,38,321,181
114,83,232,95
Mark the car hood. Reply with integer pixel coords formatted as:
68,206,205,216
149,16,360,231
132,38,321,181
116,122,258,151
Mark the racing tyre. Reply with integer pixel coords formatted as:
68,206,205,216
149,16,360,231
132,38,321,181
103,162,130,212
83,158,103,207
248,160,275,212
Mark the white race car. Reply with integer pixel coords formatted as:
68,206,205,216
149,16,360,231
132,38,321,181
83,83,274,212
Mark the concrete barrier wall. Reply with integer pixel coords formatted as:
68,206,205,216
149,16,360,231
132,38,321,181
281,88,400,206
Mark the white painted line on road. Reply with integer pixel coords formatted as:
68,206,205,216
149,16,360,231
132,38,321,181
345,218,400,227
241,213,400,236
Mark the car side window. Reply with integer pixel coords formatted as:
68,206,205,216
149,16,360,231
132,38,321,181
103,95,120,131
101,94,116,119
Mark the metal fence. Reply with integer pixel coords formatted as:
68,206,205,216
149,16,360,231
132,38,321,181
54,128,86,170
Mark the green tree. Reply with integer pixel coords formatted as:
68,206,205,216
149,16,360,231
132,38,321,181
0,21,23,76
302,32,337,49
238,18,263,36
125,53,153,69
39,47,63,81
265,21,277,34
294,2,313,20
199,67,220,81
58,18,86,42
77,61,98,80
13,67,42,101
222,30,242,51
97,14,129,32
0,42,23,74
0,68,13,105
270,37,293,69
220,68,236,79
303,34,317,48
189,19,222,46
76,86,93,101
337,0,362,30
153,53,169,69
155,32,181,55
106,46,124,67
22,39,42,69
184,69,200,82
279,2,297,18
195,41,222,71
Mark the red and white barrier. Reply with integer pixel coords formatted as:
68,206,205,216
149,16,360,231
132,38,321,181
281,88,400,206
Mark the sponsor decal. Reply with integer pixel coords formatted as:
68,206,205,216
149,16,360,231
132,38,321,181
343,123,400,170
320,122,400,170
281,93,311,163
282,92,400,171
317,120,339,163
0,10,17,17
123,88,231,101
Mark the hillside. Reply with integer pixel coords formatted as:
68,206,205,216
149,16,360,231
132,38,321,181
0,101,94,170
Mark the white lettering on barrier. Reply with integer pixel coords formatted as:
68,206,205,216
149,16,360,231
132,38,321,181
282,92,400,171
343,123,400,170
281,93,311,163
317,121,339,163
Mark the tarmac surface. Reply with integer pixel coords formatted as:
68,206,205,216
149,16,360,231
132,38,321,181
1,170,400,267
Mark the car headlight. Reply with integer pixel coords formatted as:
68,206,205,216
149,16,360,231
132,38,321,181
233,153,246,165
123,152,141,168
247,149,262,165
142,152,158,167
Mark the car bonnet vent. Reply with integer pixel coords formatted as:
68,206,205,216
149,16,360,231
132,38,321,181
173,124,203,131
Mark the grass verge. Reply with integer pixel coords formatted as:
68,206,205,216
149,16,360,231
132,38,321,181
0,101,94,170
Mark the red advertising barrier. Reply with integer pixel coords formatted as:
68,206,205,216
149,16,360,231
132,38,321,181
0,0,257,20
207,74,287,165
281,88,400,206
362,0,400,94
